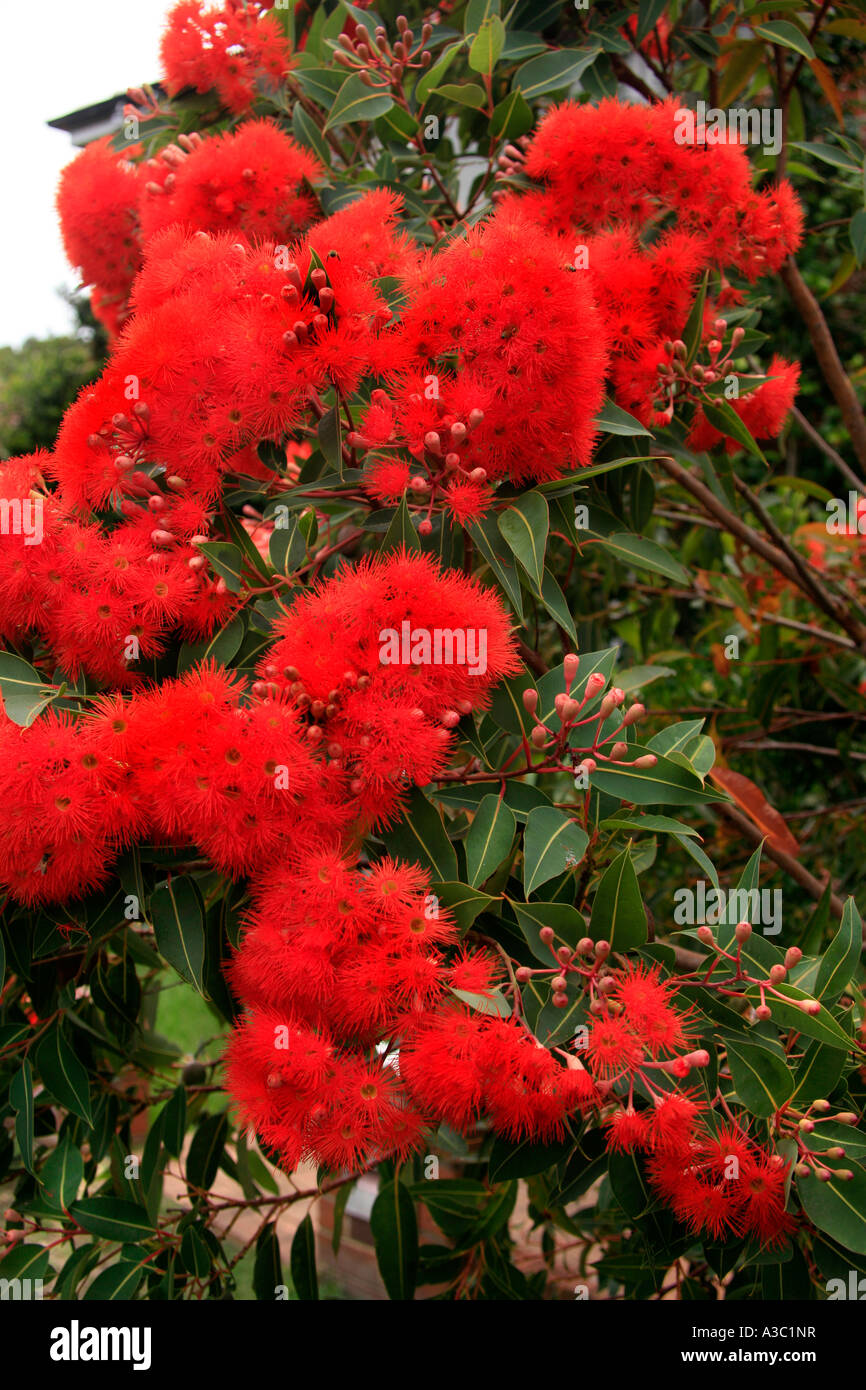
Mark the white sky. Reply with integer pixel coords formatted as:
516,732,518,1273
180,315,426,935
1,0,170,348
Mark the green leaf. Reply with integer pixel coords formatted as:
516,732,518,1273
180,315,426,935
468,515,524,618
850,209,866,265
70,1197,153,1244
591,849,647,952
468,14,505,75
464,0,500,37
161,1085,187,1160
385,788,458,881
637,0,667,44
317,405,343,478
594,398,653,436
432,82,487,108
451,987,511,1018
465,794,516,887
791,1040,847,1105
10,1060,34,1175
816,898,862,1002
487,1135,573,1182
370,1178,418,1301
537,568,578,643
0,1242,51,1284
84,1259,144,1300
682,269,708,365
497,491,548,592
253,1221,283,1302
177,613,246,674
179,1228,212,1278
754,20,815,60
381,494,422,552
722,1034,794,1117
324,75,394,131
428,881,496,932
701,399,768,464
0,651,55,726
150,877,206,994
376,104,419,142
290,1214,319,1300
416,41,463,105
186,1112,229,1194
292,102,331,166
523,808,588,895
36,1028,92,1127
601,814,701,839
512,46,600,99
790,141,862,174
590,532,690,583
509,899,585,964
195,541,244,593
797,1161,866,1254
489,89,534,140
40,1135,84,1211
589,745,728,806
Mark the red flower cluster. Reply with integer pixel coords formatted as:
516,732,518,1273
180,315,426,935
56,139,145,335
160,0,292,114
257,551,520,827
0,453,232,687
589,963,793,1248
355,209,608,515
57,121,322,337
502,98,802,441
0,705,145,906
139,121,321,244
226,852,595,1172
0,553,516,903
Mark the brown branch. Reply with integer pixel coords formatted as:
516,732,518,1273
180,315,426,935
791,405,866,497
659,456,866,650
779,257,866,474
718,804,845,918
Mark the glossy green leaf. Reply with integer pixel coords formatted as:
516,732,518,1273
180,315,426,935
497,491,548,592
324,75,394,131
150,877,206,994
70,1198,153,1244
591,849,646,951
371,1179,418,1301
523,807,588,895
385,788,458,881
291,1214,319,1300
36,1028,92,1127
465,795,516,887
0,651,55,726
815,897,862,1001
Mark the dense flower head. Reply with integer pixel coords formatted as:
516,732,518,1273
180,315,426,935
51,225,391,511
508,98,803,436
121,663,348,875
56,138,143,326
258,550,519,825
0,706,147,905
367,209,608,483
139,121,321,243
160,0,292,114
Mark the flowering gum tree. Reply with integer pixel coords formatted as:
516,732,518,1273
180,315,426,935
1,0,865,1306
